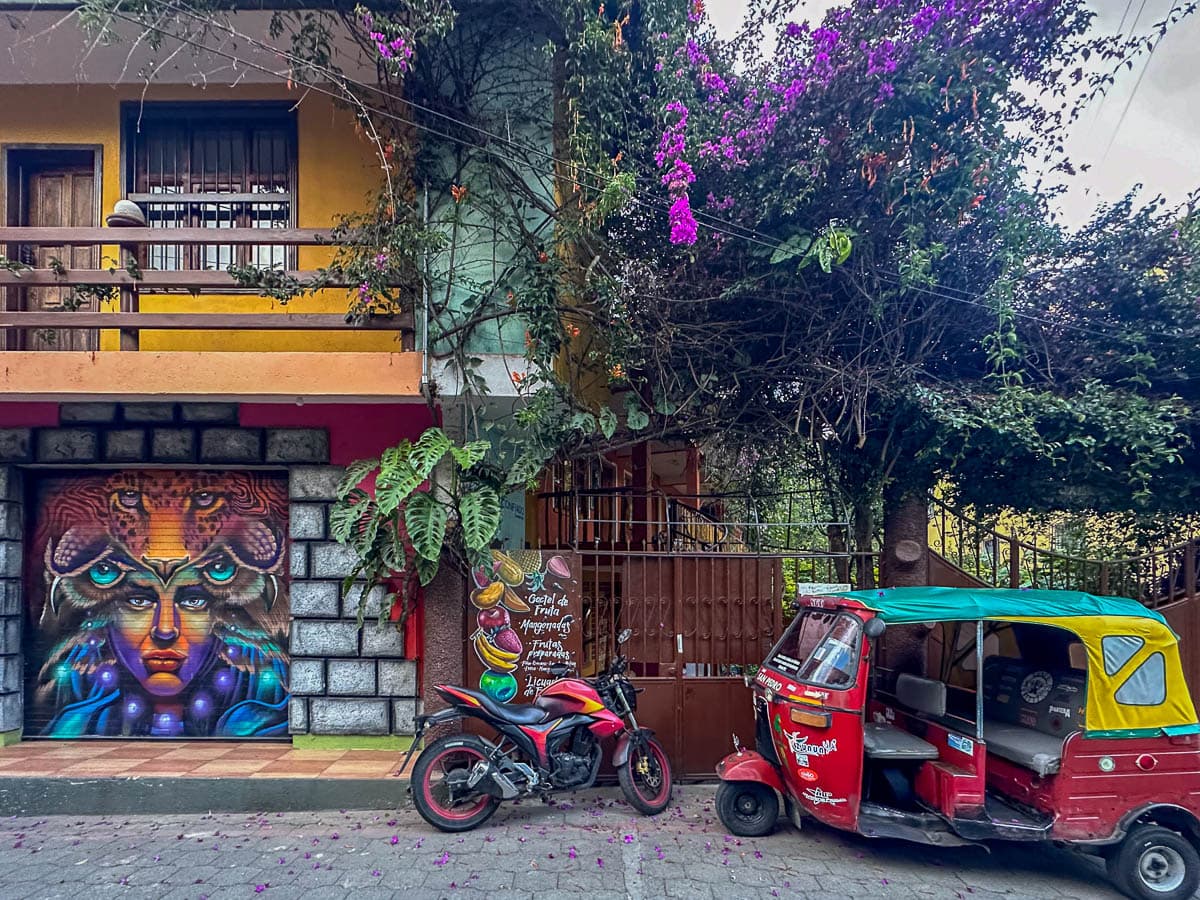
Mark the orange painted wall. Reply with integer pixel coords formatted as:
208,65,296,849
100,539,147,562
0,83,400,352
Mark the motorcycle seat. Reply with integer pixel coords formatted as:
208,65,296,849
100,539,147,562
455,687,549,725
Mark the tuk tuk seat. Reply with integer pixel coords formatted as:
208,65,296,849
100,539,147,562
980,722,1064,777
864,722,939,760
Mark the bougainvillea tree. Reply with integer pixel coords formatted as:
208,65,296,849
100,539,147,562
593,0,1198,584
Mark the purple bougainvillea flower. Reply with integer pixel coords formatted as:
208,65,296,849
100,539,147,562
623,834,634,843
597,858,604,868
390,836,399,845
435,851,450,866
568,846,578,859
254,885,267,893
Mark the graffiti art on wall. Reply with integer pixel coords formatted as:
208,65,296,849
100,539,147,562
469,550,580,703
25,471,290,738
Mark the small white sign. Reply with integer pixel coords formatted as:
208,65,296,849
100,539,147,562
796,582,852,596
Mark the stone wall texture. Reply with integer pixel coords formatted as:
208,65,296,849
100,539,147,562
0,466,21,734
286,465,420,738
0,403,423,740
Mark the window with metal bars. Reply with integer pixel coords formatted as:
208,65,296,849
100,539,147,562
122,103,297,271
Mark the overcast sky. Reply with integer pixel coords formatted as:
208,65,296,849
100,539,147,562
706,0,1200,228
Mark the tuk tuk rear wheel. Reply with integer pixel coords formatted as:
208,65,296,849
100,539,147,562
716,781,779,837
1108,825,1200,900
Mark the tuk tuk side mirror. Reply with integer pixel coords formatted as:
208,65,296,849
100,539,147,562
864,617,887,640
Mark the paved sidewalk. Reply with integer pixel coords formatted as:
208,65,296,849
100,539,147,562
0,785,1130,899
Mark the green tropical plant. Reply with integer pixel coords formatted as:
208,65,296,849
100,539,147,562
329,427,498,625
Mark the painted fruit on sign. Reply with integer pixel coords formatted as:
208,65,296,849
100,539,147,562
477,607,510,633
468,550,576,704
493,627,523,656
479,670,518,703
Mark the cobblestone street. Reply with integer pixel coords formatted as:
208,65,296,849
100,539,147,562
0,785,1130,900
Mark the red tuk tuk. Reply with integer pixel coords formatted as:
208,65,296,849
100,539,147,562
716,587,1200,900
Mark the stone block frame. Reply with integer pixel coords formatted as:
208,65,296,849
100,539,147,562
0,402,422,742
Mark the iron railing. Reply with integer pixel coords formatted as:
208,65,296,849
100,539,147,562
535,487,849,553
929,496,1198,606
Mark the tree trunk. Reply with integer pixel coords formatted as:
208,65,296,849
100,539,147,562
877,488,932,675
881,490,929,588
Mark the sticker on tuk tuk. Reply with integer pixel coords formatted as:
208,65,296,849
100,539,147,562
796,767,819,782
947,734,974,755
757,671,786,693
802,787,847,807
786,732,838,767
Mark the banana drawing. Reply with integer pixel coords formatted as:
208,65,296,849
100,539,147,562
474,632,519,672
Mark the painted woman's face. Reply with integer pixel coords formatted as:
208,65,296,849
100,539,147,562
94,556,235,696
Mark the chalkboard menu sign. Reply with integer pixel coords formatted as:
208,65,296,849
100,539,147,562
466,550,582,705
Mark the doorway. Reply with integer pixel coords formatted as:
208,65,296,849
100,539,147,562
2,146,102,351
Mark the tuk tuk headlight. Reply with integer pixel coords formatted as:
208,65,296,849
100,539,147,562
763,688,775,704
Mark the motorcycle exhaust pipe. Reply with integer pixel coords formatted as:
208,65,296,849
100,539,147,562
466,759,520,800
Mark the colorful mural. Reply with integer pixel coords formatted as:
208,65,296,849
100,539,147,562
25,471,290,738
469,550,580,704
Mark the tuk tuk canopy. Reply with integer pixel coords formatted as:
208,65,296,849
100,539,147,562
830,587,1199,738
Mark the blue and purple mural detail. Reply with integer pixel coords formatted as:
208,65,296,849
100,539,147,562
25,471,289,738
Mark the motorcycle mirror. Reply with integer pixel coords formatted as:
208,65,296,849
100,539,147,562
864,617,887,640
617,628,633,645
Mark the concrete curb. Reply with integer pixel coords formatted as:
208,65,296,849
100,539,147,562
0,776,412,816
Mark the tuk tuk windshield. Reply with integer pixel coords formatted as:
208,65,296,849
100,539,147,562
767,609,861,688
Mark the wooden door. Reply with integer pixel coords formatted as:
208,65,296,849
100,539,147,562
22,167,98,351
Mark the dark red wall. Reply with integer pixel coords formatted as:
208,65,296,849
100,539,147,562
240,402,435,464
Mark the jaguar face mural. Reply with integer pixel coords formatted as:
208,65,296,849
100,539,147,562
25,471,290,738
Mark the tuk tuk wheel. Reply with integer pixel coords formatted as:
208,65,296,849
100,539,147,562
716,781,779,837
1107,825,1200,900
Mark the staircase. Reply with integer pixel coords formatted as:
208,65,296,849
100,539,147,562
927,496,1199,608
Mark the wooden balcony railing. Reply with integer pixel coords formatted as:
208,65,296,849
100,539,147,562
0,227,414,351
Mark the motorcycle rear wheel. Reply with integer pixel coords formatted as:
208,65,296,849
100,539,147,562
411,734,501,832
618,735,673,815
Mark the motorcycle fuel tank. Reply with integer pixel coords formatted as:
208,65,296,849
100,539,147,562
536,678,607,716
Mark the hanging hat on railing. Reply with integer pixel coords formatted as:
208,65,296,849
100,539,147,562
105,199,147,227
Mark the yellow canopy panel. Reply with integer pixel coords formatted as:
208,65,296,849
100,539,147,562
1002,615,1199,736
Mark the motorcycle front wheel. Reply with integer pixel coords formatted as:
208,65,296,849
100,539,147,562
618,735,673,815
411,734,500,832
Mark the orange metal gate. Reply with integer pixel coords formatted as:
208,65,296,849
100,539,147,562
580,553,784,777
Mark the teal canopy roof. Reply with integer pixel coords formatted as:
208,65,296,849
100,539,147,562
829,586,1168,627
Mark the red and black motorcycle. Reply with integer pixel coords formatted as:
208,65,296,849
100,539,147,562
401,633,673,832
